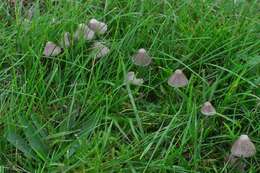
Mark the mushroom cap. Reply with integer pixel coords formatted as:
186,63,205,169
93,42,110,58
167,69,188,87
89,19,98,25
43,41,62,57
132,48,152,66
88,19,107,35
201,101,216,116
88,19,99,30
231,135,256,158
139,48,146,54
126,71,135,81
74,24,95,41
125,71,143,86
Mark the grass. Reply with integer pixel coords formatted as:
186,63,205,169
0,0,259,172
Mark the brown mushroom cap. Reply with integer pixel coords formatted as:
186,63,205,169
132,48,152,66
43,41,62,57
88,19,107,35
167,69,188,88
201,101,216,116
231,135,256,158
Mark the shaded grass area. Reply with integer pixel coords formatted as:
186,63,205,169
0,0,259,172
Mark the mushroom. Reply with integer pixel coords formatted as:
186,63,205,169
132,48,152,66
60,32,71,48
201,101,216,116
167,69,188,87
92,42,110,58
88,19,108,35
231,135,256,158
125,71,144,86
43,41,62,57
74,23,95,41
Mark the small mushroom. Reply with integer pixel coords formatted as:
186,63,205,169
231,135,256,158
88,19,107,35
43,41,62,57
132,48,152,66
92,42,110,58
201,101,216,116
125,71,144,86
74,23,95,41
60,32,71,48
167,69,188,87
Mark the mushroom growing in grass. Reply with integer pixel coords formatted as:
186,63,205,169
225,135,256,171
92,42,110,58
60,32,71,48
43,41,62,57
132,48,152,66
74,23,95,41
231,135,256,158
167,69,188,88
201,101,216,116
88,19,108,35
125,71,144,86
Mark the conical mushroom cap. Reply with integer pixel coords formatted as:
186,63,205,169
88,19,107,35
74,23,95,41
93,42,110,58
201,101,216,116
43,41,62,57
125,71,144,86
132,48,152,66
231,135,256,158
167,69,188,87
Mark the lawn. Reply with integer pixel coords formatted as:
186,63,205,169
0,0,259,172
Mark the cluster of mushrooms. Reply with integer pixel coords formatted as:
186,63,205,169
124,33,256,169
43,18,110,58
43,19,256,168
